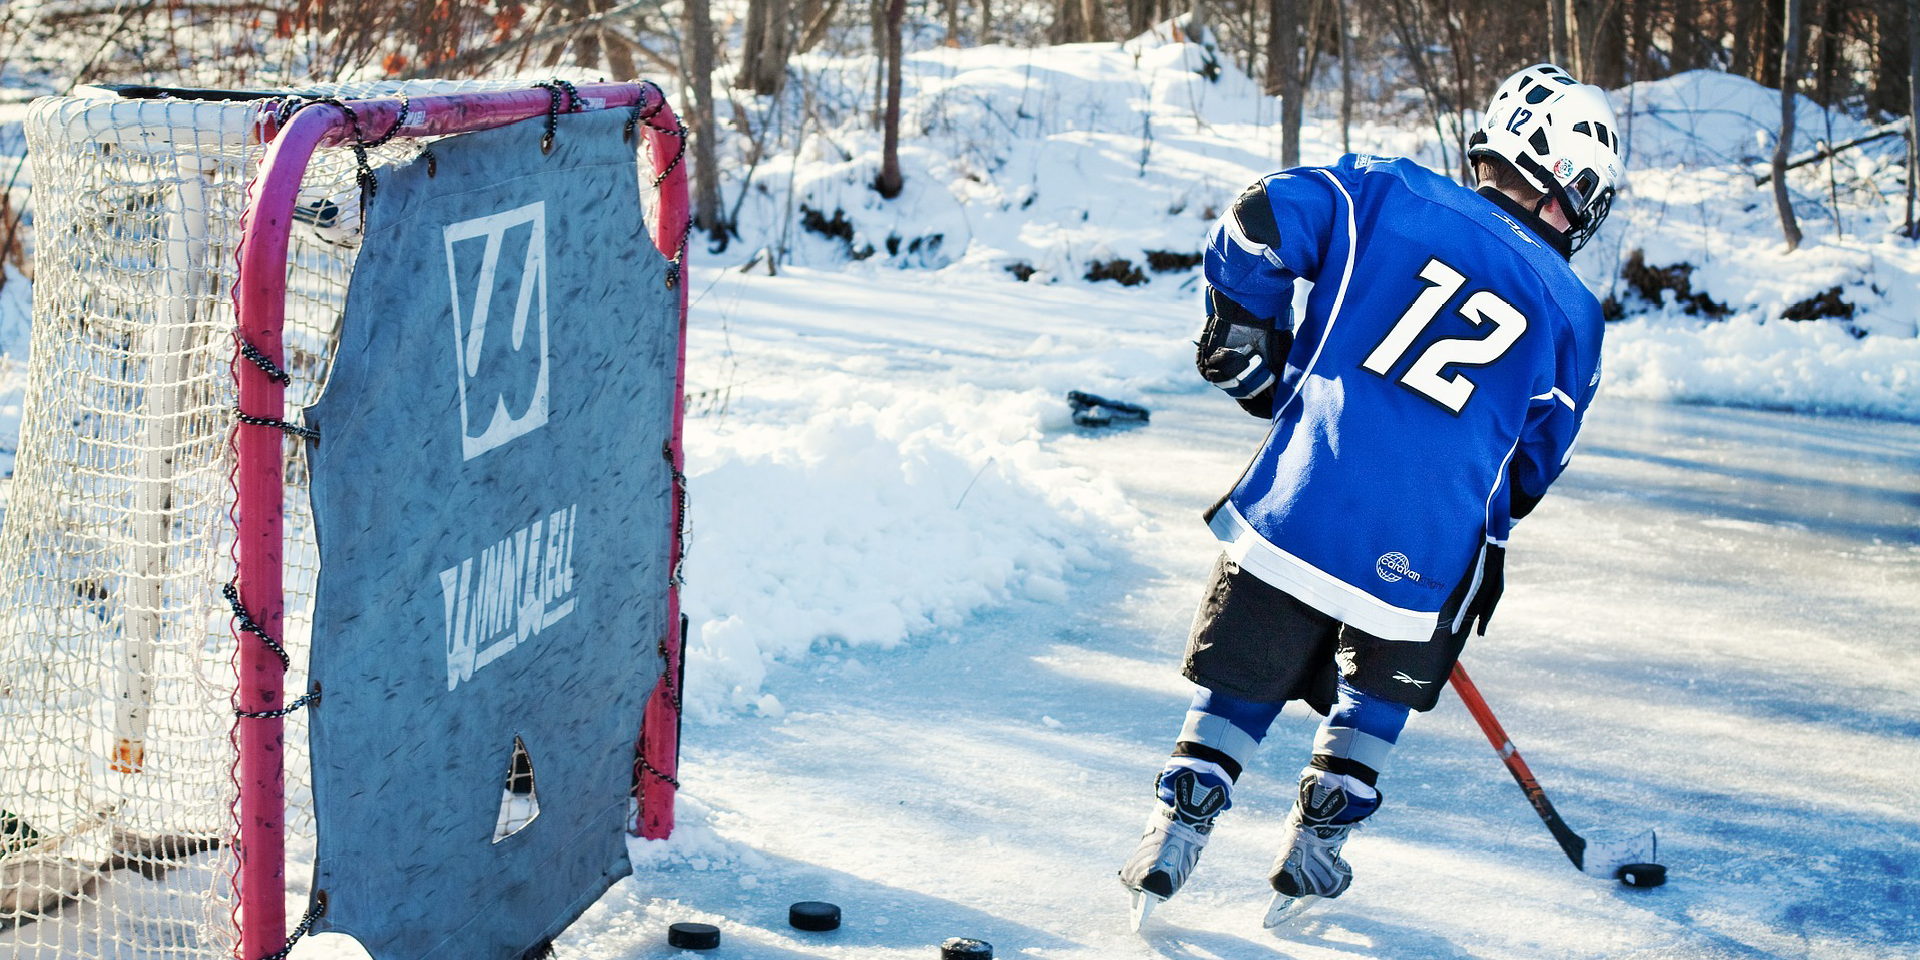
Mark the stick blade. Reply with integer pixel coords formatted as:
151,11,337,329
1580,829,1657,879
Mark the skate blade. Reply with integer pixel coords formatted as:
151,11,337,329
1261,892,1324,929
1127,887,1164,933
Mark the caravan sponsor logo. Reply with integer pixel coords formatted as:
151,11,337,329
440,504,578,690
445,202,550,461
1375,551,1444,592
1375,551,1419,583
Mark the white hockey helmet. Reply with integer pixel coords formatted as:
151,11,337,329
1467,63,1624,253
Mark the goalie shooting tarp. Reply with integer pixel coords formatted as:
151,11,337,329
304,108,677,959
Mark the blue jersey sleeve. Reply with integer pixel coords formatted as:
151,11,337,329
1202,170,1342,323
1507,309,1603,527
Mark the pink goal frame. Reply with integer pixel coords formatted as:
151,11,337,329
230,83,690,960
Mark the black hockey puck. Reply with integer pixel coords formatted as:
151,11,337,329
789,900,841,931
1616,862,1668,888
667,921,721,950
940,937,993,960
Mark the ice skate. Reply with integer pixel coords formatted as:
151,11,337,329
1263,772,1360,928
1118,768,1228,930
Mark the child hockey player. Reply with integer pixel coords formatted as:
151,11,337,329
1119,63,1626,927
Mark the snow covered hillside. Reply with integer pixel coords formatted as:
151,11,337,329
695,33,1919,421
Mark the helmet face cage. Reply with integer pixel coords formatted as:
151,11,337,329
1468,64,1624,253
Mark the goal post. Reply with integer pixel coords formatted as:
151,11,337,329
0,80,689,960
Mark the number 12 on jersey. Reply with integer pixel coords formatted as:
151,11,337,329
1361,257,1529,414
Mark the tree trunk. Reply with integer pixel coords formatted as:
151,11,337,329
877,0,906,198
981,0,993,43
1773,0,1806,251
1730,0,1760,82
1267,0,1301,166
1051,0,1079,42
1626,0,1652,85
1080,0,1111,41
872,0,888,124
1564,0,1584,78
1338,0,1352,154
1547,0,1568,67
1575,0,1625,88
797,0,841,51
739,0,769,87
1760,0,1785,88
1668,0,1698,73
1907,0,1918,238
685,0,725,241
945,0,961,45
739,0,793,95
1186,0,1209,41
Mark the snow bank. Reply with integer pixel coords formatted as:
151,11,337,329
1603,313,1920,419
679,371,1139,721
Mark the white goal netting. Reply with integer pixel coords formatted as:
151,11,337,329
0,79,573,960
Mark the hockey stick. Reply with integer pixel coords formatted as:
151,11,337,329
1448,663,1664,886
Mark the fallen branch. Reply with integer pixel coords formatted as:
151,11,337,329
1753,117,1910,186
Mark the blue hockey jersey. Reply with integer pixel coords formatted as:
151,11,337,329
1203,154,1604,642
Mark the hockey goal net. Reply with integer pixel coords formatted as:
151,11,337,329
0,79,688,959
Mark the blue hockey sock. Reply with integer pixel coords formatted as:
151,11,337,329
1159,687,1285,812
1306,678,1411,825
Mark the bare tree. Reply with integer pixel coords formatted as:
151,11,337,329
1774,0,1807,251
797,0,842,52
1547,0,1569,66
1266,0,1301,167
877,0,907,198
1908,0,1918,238
684,0,727,242
739,0,795,95
1082,0,1113,41
1338,0,1353,154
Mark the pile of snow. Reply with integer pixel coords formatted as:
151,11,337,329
679,372,1138,720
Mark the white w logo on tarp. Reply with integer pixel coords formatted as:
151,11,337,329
445,201,550,460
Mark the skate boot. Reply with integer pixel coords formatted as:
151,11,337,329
1268,770,1365,900
1118,767,1228,928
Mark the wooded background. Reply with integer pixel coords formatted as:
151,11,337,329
2,0,1916,248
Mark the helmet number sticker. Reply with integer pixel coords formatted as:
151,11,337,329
1361,257,1530,415
1504,107,1533,133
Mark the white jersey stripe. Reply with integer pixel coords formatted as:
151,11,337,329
1210,502,1439,642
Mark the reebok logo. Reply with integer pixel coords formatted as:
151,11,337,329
445,201,550,461
1392,672,1431,689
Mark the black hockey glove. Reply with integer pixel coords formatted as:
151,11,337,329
1461,543,1505,636
1198,343,1276,418
1197,289,1279,419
